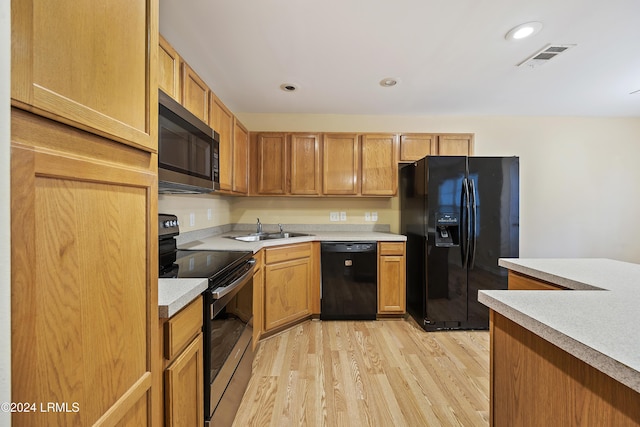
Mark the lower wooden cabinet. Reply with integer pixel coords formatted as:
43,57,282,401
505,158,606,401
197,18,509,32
162,297,204,427
165,334,204,427
263,243,313,332
508,271,566,290
377,242,406,314
11,109,158,426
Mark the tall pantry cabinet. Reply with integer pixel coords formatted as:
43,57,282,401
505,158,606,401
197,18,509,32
11,1,160,426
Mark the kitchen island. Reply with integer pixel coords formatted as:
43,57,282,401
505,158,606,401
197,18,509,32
479,258,640,427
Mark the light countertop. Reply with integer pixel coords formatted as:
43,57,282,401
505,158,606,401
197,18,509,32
158,278,208,319
159,229,406,318
478,258,640,393
179,230,406,252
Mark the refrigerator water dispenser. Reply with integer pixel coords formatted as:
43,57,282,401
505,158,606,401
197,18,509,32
435,212,459,247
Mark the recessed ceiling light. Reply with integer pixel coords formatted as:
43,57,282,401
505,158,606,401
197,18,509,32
380,78,399,87
505,22,543,41
280,83,298,92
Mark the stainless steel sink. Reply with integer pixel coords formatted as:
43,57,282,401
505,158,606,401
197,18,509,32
226,232,312,242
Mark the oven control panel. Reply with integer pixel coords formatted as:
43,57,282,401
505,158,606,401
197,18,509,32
159,213,180,237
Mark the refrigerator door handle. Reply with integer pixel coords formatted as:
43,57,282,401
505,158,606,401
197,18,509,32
461,178,471,268
469,178,478,269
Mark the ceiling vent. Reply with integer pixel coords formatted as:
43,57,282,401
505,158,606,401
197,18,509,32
517,44,576,68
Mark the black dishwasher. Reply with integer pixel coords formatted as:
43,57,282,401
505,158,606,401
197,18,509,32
321,242,377,320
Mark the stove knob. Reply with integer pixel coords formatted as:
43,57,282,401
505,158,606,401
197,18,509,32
163,220,172,228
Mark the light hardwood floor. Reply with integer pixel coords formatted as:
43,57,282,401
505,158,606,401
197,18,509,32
233,319,490,426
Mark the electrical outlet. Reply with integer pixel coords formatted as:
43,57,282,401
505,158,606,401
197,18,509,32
330,212,339,221
189,213,195,226
365,212,371,221
207,208,212,220
340,212,347,221
371,212,378,221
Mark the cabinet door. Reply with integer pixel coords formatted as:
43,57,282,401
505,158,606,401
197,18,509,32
252,264,264,347
11,0,157,152
165,334,204,427
159,35,181,102
264,258,311,331
378,255,406,313
290,133,321,195
11,111,158,426
361,134,398,196
210,94,234,191
400,133,436,162
436,134,474,156
256,133,288,195
181,62,209,124
323,133,359,195
233,119,249,194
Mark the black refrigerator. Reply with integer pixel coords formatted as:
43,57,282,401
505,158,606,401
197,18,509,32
400,156,519,331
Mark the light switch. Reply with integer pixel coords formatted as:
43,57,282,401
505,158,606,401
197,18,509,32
371,212,378,221
365,212,371,221
340,212,347,221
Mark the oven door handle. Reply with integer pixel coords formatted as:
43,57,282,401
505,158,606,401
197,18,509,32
210,259,256,300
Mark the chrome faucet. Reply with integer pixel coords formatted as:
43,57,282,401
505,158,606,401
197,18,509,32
256,218,262,234
278,223,284,233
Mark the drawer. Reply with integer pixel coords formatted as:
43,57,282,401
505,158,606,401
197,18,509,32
265,242,312,264
378,242,405,256
164,296,203,361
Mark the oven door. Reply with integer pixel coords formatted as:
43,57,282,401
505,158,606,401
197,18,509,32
203,260,255,425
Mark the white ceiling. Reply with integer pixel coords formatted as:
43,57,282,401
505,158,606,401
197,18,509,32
160,0,640,117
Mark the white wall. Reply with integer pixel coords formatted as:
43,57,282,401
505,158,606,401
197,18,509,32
238,113,640,263
1,0,11,423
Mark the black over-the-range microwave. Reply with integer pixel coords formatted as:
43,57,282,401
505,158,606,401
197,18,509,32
158,89,220,194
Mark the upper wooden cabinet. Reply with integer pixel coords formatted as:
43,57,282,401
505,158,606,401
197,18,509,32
399,133,474,161
323,134,360,195
256,133,288,195
11,0,157,152
290,134,322,195
361,134,398,196
251,133,322,196
181,62,209,125
436,134,474,156
210,93,234,192
399,134,436,162
158,35,181,102
233,119,249,194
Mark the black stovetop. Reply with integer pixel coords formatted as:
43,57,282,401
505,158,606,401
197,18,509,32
159,249,253,283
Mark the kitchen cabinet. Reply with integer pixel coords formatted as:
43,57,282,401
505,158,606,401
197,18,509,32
256,133,288,194
361,134,398,196
252,250,265,347
11,110,159,426
399,133,437,162
435,133,474,156
158,35,182,102
162,297,204,427
377,242,406,314
251,132,322,196
263,243,313,332
290,133,322,195
233,119,250,194
11,0,157,151
323,133,360,195
181,62,209,125
210,93,235,191
399,133,474,161
10,0,159,424
491,311,640,426
507,271,566,290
